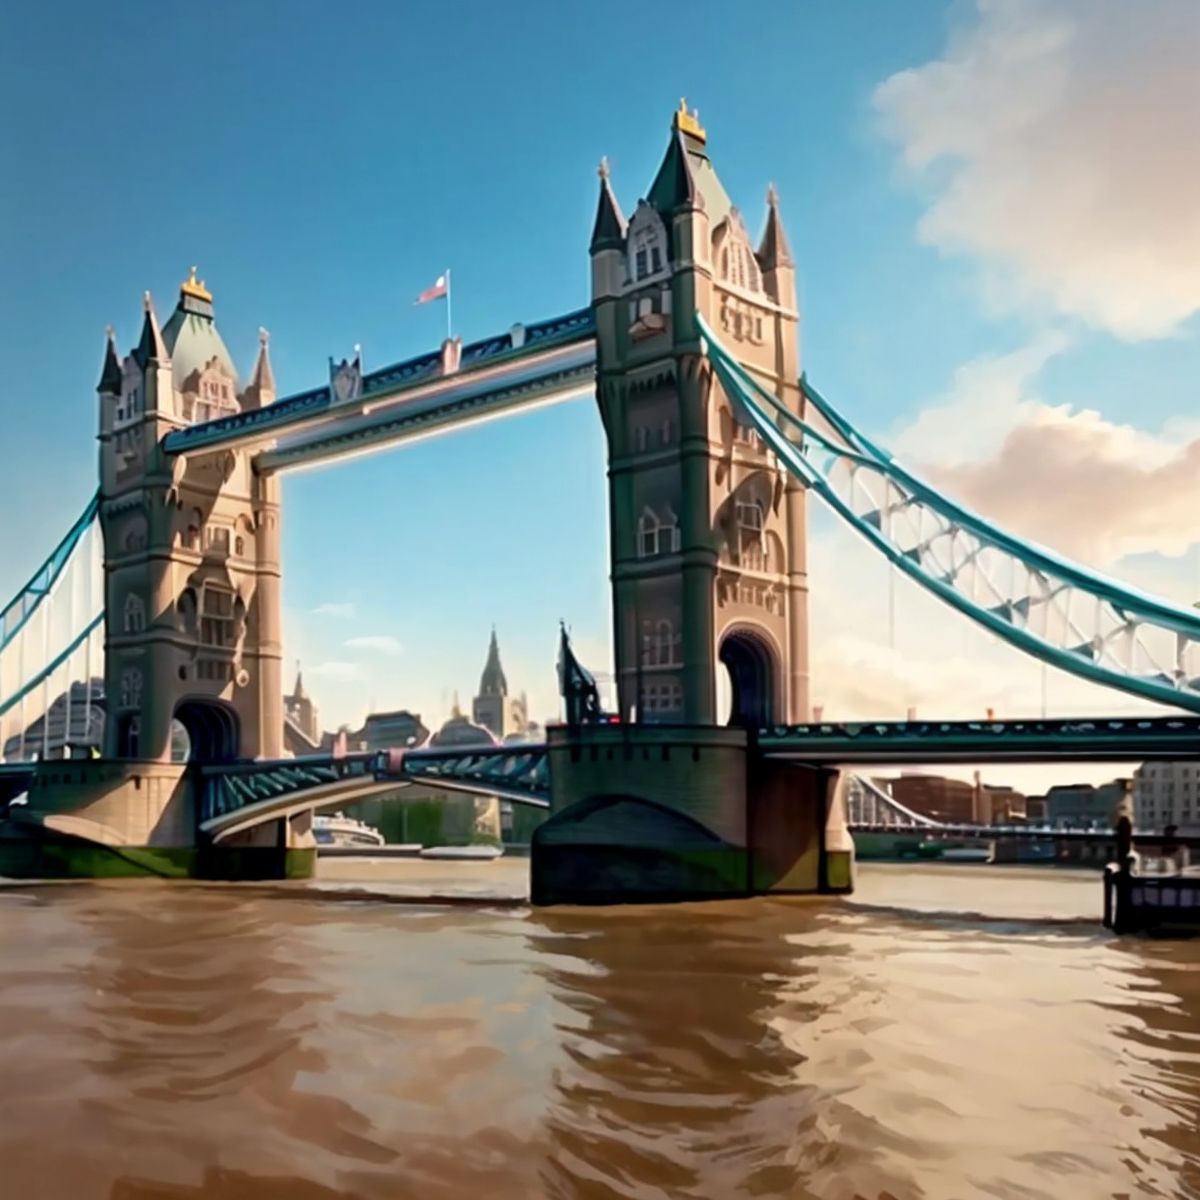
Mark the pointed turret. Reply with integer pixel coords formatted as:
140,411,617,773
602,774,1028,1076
97,325,122,394
757,184,794,268
292,662,307,700
243,327,277,410
478,627,508,697
647,128,702,216
133,292,169,368
756,183,797,309
590,158,626,254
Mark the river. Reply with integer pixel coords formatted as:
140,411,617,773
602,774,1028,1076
0,862,1197,1199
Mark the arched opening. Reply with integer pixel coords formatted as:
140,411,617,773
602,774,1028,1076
718,627,777,729
173,700,240,763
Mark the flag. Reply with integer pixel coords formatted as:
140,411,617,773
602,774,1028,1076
415,274,448,305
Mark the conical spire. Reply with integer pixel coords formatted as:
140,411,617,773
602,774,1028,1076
97,325,122,394
757,183,794,268
478,627,508,697
132,291,169,368
590,157,626,253
292,661,306,699
242,326,277,410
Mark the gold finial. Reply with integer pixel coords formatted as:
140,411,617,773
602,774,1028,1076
142,290,153,313
180,265,213,303
598,155,610,181
674,97,706,144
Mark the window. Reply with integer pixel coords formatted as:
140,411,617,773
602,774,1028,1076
635,427,649,453
234,536,245,557
628,207,667,283
641,620,680,667
200,585,235,648
123,594,146,634
120,668,142,710
636,507,681,558
737,500,764,532
207,526,230,553
661,418,673,447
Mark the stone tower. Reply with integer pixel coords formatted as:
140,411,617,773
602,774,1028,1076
472,628,528,739
590,102,808,727
96,271,283,762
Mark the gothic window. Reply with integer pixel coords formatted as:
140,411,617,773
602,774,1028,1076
207,525,230,553
234,536,245,557
200,585,234,648
628,205,667,283
636,507,681,558
120,668,142,710
123,594,146,634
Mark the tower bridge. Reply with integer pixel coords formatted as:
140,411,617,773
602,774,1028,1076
4,101,1200,900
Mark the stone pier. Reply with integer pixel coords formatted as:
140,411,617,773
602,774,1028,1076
531,723,854,905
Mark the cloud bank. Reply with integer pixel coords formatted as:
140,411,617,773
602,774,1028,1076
874,0,1200,340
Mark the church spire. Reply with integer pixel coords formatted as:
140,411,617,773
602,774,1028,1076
292,661,306,700
757,183,794,268
478,627,508,697
132,291,168,368
590,157,626,254
243,327,277,410
97,325,122,394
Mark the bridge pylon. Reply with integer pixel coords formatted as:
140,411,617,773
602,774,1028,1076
590,102,809,728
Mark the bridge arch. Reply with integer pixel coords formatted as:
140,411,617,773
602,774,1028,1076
173,698,240,763
718,623,780,729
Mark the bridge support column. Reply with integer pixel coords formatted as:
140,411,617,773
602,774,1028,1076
530,724,854,905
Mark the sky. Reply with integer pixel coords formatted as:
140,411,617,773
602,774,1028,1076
2,0,1199,789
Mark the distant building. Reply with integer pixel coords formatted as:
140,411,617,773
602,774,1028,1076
1043,781,1126,830
284,665,320,746
891,773,982,824
359,710,429,751
2,678,106,761
471,629,528,740
1133,762,1200,833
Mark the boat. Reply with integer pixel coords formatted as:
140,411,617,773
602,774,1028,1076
313,813,386,849
419,844,504,861
940,845,994,864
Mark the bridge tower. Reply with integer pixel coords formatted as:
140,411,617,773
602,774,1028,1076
97,272,283,763
590,101,808,727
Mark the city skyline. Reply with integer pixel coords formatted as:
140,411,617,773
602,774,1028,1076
3,1,1200,792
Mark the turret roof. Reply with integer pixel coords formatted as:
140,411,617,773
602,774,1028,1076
478,627,508,697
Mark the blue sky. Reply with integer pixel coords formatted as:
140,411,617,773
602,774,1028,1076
2,0,1199,758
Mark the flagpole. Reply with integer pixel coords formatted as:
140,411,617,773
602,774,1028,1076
445,269,452,342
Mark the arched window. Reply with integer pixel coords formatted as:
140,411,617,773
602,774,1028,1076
234,536,244,557
628,204,667,283
123,594,146,634
635,427,649,453
637,508,659,558
120,668,142,710
636,507,681,558
661,418,673,447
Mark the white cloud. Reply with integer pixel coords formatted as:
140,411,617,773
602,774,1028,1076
874,0,1200,339
312,602,355,619
306,661,365,682
344,635,403,656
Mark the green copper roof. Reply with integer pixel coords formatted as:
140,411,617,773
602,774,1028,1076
647,129,731,225
162,292,239,390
